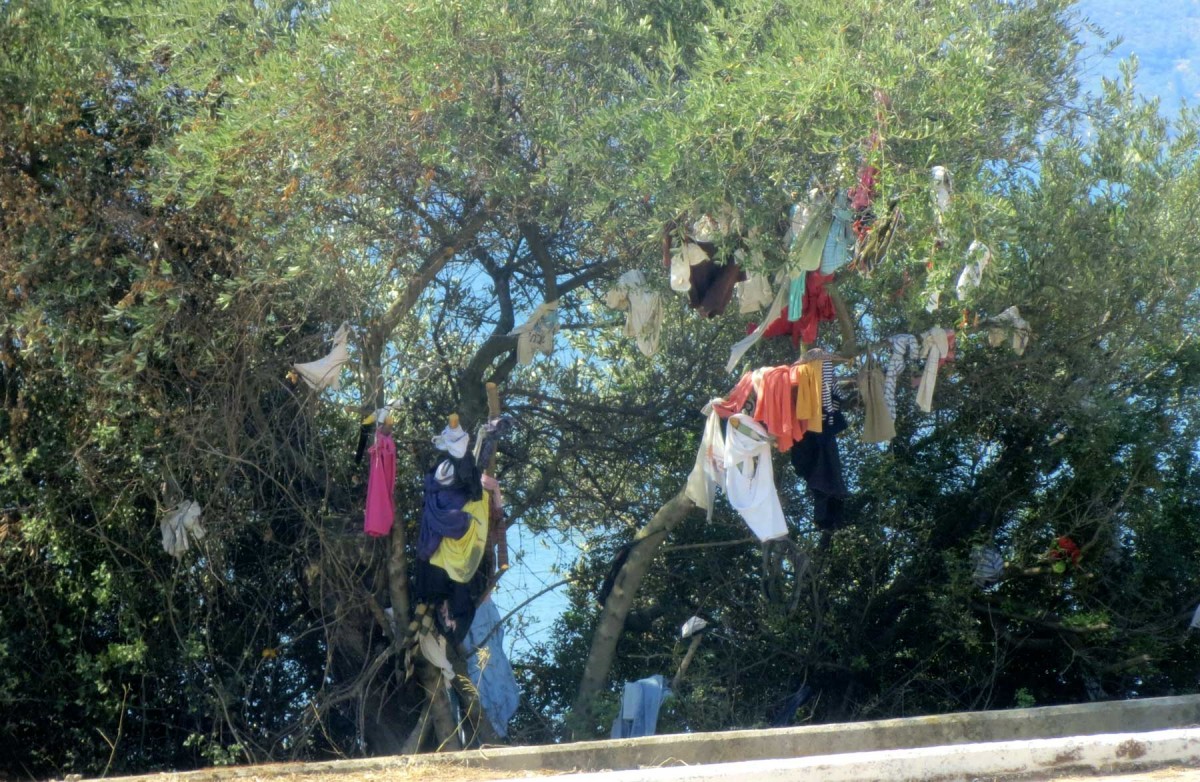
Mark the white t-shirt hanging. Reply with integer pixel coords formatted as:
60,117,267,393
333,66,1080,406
722,414,788,542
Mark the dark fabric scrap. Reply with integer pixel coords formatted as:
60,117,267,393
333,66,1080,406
413,558,479,646
597,542,635,607
790,408,849,530
687,255,747,318
417,470,472,561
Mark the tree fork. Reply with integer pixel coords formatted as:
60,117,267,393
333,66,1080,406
568,489,696,738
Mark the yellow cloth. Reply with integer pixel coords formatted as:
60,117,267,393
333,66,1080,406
793,363,823,434
430,493,490,583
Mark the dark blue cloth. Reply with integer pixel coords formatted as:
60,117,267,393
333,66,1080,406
417,471,471,561
464,598,520,738
610,675,669,739
790,408,849,530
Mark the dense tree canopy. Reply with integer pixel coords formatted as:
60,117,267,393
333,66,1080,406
2,0,1199,776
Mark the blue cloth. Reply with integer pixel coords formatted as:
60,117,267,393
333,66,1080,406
787,275,806,323
610,674,670,739
819,192,855,275
417,471,471,560
464,598,520,738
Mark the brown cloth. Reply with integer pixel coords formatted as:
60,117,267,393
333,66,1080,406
688,255,747,318
858,360,896,444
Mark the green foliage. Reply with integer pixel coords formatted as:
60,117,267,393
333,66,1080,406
2,0,1199,774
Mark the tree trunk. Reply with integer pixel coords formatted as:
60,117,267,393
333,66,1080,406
568,489,696,738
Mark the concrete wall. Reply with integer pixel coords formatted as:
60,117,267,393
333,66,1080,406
98,694,1200,782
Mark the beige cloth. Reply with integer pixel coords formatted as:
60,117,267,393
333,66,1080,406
605,270,663,357
735,268,774,314
917,328,951,413
419,632,455,682
669,242,709,292
685,407,727,521
859,364,896,444
292,323,350,391
956,241,992,300
931,165,952,243
987,305,1030,355
508,301,558,364
161,499,204,557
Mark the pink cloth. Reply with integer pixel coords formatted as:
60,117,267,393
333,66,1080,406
364,432,396,537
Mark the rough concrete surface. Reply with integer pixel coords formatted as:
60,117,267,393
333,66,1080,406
95,695,1200,782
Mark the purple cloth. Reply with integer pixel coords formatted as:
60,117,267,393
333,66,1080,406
417,471,472,560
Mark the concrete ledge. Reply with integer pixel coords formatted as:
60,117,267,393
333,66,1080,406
511,729,1200,782
98,694,1200,781
453,694,1200,773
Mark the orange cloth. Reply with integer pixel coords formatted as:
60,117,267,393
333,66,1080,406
793,362,823,435
712,372,756,418
752,365,803,452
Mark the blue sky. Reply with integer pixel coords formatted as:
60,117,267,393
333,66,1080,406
494,0,1200,661
1076,0,1200,112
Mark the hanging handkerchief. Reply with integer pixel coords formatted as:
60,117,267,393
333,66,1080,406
161,499,204,557
508,301,559,364
931,165,952,244
956,241,992,300
605,270,664,357
987,305,1031,355
292,323,351,391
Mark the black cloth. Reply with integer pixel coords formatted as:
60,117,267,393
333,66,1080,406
597,542,634,607
790,408,849,530
354,423,372,465
687,253,747,318
414,558,484,646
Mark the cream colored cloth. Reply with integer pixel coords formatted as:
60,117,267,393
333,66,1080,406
508,301,558,364
685,407,727,521
723,414,788,542
419,632,455,682
917,328,951,413
956,241,992,300
988,306,1031,355
292,323,350,391
669,242,709,292
161,499,204,557
923,288,941,314
605,270,663,357
735,268,774,314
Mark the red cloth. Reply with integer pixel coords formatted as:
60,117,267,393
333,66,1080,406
849,165,879,211
798,271,836,345
749,271,837,347
751,306,803,347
